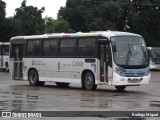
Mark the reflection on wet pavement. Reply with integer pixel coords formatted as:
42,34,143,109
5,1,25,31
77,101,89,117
0,84,160,112
0,71,160,120
150,101,160,108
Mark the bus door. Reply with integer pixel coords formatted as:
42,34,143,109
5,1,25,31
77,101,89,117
98,43,109,83
13,45,23,80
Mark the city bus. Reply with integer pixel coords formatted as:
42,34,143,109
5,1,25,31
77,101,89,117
148,47,160,70
9,31,150,91
0,42,10,71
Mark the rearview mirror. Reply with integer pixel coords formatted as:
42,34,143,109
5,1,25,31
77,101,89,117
112,42,117,52
147,48,150,59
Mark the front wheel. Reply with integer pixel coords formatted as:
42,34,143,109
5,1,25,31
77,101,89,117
115,86,126,91
84,72,97,90
28,69,45,86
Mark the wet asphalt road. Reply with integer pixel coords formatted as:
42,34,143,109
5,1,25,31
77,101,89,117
0,70,160,120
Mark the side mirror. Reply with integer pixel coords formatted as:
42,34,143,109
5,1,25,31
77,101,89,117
147,48,150,59
112,42,117,52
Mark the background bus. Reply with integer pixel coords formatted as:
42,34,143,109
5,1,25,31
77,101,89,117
0,42,10,71
148,47,160,70
9,31,150,91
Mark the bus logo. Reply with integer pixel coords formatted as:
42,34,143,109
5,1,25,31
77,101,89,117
72,61,83,66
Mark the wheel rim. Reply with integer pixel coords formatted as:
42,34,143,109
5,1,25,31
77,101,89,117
84,72,97,90
85,73,94,89
86,76,92,87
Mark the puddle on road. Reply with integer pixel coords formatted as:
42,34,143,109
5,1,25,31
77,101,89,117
12,92,23,96
150,101,160,108
12,100,23,110
0,100,9,111
0,83,159,111
0,90,39,111
80,96,110,109
27,94,38,100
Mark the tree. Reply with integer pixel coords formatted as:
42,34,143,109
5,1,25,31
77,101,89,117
124,0,160,46
58,0,123,32
14,0,45,35
0,0,5,18
57,0,160,46
44,17,74,33
0,0,6,41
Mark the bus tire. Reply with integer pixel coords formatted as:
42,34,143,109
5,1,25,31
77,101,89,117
115,86,126,91
28,69,45,86
5,62,9,72
55,82,70,88
81,76,86,89
84,72,97,90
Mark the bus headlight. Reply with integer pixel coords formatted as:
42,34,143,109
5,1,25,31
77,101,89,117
145,70,150,76
150,62,155,65
115,67,126,76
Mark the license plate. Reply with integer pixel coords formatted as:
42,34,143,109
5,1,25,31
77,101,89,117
128,78,141,83
132,78,140,82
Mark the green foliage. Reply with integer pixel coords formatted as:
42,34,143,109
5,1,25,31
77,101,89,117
44,17,75,33
1,0,160,46
58,0,160,46
58,0,123,32
0,0,5,20
14,0,45,35
0,0,6,41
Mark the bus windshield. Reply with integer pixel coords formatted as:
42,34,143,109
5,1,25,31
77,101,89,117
111,36,149,67
150,49,160,62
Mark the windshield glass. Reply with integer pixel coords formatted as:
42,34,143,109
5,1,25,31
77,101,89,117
150,48,160,62
111,36,149,67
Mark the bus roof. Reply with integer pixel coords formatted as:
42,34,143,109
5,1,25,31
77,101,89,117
147,47,160,50
0,42,10,45
11,31,141,40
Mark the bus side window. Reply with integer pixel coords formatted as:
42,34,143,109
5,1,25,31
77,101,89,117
27,39,41,57
50,40,59,56
4,45,9,55
34,40,41,56
86,39,96,56
67,39,76,56
43,39,59,57
60,38,76,57
60,40,68,56
78,38,96,57
78,39,86,57
27,40,34,56
43,40,50,56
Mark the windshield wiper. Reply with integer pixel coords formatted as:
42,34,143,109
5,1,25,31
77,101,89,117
125,44,132,65
141,45,148,64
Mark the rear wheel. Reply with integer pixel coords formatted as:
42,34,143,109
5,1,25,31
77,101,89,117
28,69,45,86
115,86,126,91
56,82,70,88
84,72,97,90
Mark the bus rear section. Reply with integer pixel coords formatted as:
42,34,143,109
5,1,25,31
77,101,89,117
148,47,160,70
0,42,10,71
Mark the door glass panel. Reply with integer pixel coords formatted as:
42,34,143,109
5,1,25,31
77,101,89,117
13,45,23,80
99,43,108,82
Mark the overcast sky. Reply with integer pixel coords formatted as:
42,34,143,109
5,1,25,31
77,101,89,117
3,0,67,19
